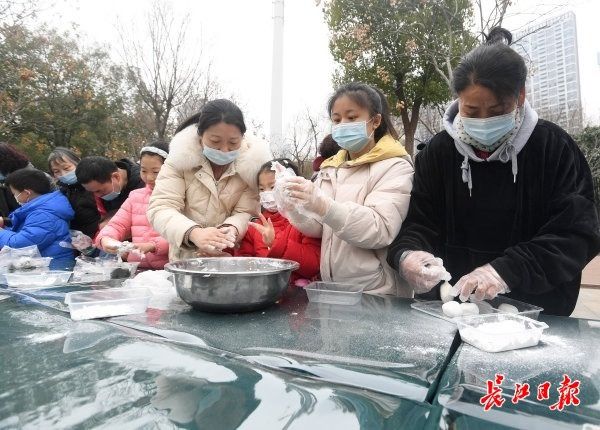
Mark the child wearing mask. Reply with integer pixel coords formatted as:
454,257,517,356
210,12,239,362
236,158,321,285
0,168,74,270
48,147,101,240
95,143,170,269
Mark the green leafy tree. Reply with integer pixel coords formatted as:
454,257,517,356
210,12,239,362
324,0,474,154
0,24,154,168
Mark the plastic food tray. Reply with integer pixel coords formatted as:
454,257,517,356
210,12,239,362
485,296,543,319
65,287,151,320
455,313,549,353
4,271,72,289
304,281,364,305
411,296,544,323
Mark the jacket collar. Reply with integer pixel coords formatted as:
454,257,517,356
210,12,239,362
320,134,409,169
167,125,272,191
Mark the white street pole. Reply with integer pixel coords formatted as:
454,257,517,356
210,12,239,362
270,0,284,151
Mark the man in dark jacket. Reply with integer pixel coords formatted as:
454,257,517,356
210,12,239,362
76,156,145,228
388,28,600,316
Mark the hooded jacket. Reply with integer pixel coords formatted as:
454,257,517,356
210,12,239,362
96,186,169,269
57,182,100,238
147,125,272,261
290,135,414,296
236,210,321,283
388,102,600,315
0,191,75,269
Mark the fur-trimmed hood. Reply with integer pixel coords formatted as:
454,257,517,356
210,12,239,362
167,125,273,191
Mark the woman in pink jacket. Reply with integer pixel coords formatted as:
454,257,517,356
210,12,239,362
95,143,170,269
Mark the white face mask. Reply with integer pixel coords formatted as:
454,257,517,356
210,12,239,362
259,191,278,212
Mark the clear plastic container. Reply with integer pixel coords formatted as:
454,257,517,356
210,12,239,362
456,313,549,353
4,271,72,289
305,282,364,305
486,296,544,320
65,287,151,320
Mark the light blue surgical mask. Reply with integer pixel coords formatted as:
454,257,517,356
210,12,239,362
203,146,239,166
331,119,374,152
58,171,78,185
101,180,121,201
461,110,517,147
0,172,5,181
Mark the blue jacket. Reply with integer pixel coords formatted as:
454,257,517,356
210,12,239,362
0,191,75,270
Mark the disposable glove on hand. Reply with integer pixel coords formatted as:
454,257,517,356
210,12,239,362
451,263,509,302
284,176,332,219
400,250,452,294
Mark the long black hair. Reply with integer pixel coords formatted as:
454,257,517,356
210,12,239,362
452,27,527,102
327,82,399,141
175,99,247,136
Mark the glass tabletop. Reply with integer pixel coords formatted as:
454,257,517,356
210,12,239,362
434,314,600,429
0,295,443,429
111,287,459,403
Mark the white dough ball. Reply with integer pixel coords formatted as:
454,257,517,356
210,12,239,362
442,300,462,318
497,303,519,314
440,281,454,303
460,302,480,316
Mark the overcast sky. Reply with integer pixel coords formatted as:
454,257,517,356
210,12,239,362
39,0,600,137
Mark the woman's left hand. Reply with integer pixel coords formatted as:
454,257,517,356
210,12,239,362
452,264,509,302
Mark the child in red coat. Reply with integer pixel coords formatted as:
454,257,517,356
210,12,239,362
236,158,321,285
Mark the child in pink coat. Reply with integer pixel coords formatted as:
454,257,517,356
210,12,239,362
95,143,169,269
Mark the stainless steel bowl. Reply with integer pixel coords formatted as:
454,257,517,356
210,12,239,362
165,257,300,312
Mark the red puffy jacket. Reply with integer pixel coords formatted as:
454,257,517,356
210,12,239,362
236,211,321,283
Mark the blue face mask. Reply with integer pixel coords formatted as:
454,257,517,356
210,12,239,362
331,119,374,152
203,146,239,166
101,180,121,201
461,110,517,147
0,172,5,181
58,171,78,185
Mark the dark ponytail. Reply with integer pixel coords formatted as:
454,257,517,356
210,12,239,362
452,27,526,102
327,82,399,141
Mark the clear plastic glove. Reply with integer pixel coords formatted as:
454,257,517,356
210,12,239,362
61,230,94,251
100,237,122,254
400,251,452,294
284,176,332,219
189,227,235,255
451,264,509,302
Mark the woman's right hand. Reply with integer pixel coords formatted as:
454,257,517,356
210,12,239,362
400,250,452,294
189,227,236,255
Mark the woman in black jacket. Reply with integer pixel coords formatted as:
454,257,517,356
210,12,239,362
388,28,600,316
48,147,100,239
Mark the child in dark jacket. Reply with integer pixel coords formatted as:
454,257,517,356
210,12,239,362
236,158,321,285
0,168,74,270
48,147,100,239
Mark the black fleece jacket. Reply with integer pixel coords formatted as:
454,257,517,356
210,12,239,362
388,120,600,316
